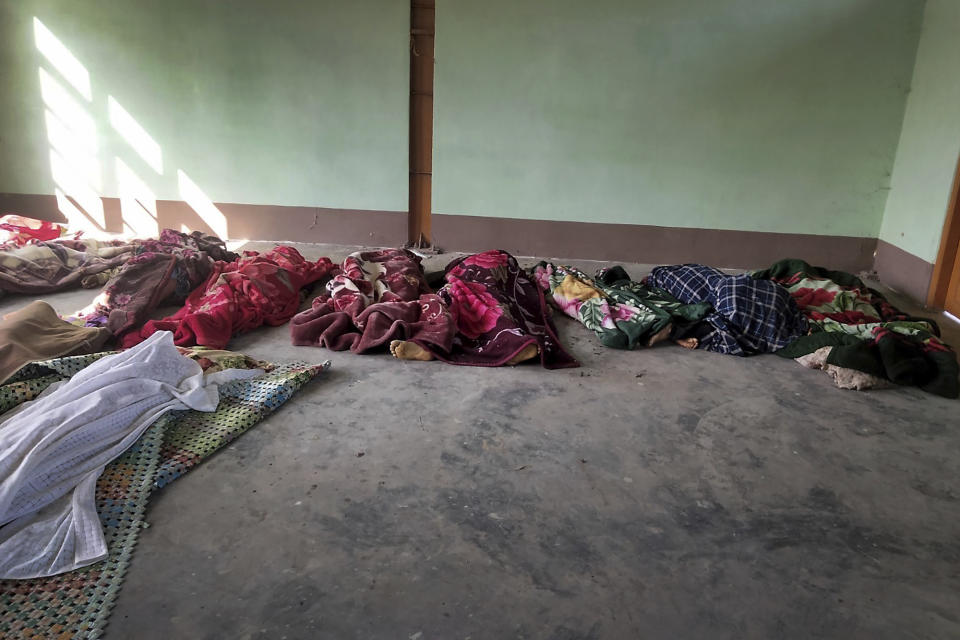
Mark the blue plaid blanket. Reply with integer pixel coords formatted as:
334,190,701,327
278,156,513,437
647,264,808,356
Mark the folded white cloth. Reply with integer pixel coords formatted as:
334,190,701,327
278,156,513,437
0,331,262,579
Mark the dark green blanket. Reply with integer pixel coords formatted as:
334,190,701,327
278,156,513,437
753,259,958,398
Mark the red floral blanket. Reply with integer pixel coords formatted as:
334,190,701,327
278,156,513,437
123,246,335,350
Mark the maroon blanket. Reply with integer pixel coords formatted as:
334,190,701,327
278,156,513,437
290,248,455,354
430,250,578,369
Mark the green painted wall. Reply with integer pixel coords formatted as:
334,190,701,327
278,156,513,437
0,0,408,211
434,0,924,237
879,0,960,264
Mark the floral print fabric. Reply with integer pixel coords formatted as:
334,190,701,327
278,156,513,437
430,250,578,369
533,263,712,349
0,216,67,249
290,248,455,353
123,246,336,350
753,259,958,397
69,230,236,339
0,237,134,300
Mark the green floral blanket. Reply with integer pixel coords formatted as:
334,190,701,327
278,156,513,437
533,263,711,349
753,259,958,398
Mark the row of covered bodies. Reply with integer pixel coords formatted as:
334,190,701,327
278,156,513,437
292,247,957,398
0,218,956,398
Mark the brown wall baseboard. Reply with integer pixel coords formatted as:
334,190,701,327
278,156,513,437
434,213,878,273
0,193,408,248
3,191,879,275
873,239,934,305
163,200,408,248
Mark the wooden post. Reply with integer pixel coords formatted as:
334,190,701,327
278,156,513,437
408,0,435,248
928,153,960,310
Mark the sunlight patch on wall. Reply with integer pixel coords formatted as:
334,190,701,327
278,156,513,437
116,157,158,237
107,96,164,175
38,68,96,142
33,18,92,101
178,170,227,240
54,188,98,233
37,61,102,231
35,18,231,240
44,110,101,191
50,150,104,231
43,105,97,154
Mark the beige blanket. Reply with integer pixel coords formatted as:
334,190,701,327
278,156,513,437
0,301,110,384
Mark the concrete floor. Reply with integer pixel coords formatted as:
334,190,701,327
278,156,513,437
3,243,959,640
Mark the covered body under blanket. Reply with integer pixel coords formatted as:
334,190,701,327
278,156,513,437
753,259,959,397
533,262,712,349
125,246,336,350
0,344,326,638
290,248,456,354
0,331,263,578
0,238,134,299
645,264,809,356
0,301,110,384
70,230,237,339
432,250,578,368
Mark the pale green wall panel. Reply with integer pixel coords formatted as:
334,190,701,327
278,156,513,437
0,0,408,211
879,0,960,263
434,0,923,237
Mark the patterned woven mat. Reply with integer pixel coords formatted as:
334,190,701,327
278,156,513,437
0,351,327,639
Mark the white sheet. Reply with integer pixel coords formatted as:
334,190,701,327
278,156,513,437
0,331,262,579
